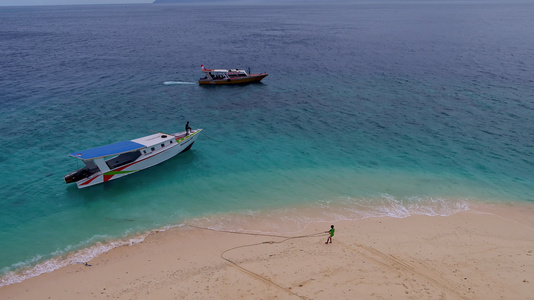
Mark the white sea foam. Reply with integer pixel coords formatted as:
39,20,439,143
0,233,150,287
183,195,471,235
334,194,470,219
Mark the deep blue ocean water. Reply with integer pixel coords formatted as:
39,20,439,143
1,1,533,286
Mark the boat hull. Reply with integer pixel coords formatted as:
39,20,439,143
198,74,268,85
74,130,201,188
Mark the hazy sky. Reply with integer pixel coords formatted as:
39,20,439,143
0,0,152,6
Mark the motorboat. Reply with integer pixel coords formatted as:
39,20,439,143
64,129,201,188
198,65,268,85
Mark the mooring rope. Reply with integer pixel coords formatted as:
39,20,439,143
102,218,325,298
200,133,224,143
185,224,326,299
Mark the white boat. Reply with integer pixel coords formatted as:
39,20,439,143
64,129,202,188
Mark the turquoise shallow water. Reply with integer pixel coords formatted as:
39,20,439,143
1,1,533,285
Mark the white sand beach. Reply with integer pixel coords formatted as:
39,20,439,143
1,203,533,300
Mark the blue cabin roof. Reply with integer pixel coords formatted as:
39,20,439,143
69,140,145,160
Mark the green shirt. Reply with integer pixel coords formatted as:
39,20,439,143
329,228,335,236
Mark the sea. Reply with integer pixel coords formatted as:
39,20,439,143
1,0,533,287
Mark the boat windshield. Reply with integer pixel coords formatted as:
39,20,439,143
106,151,142,169
207,72,228,80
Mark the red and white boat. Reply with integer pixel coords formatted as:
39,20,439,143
64,129,202,188
198,65,268,85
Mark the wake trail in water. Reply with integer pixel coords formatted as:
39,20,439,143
163,81,196,85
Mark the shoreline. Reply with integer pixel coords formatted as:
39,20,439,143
1,202,533,299
0,195,473,288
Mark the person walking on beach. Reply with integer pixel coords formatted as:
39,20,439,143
325,225,335,244
185,121,192,135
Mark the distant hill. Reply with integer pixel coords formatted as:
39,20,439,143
153,0,230,3
154,0,192,2
153,0,298,3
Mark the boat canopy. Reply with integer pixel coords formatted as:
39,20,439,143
202,69,229,73
69,140,145,160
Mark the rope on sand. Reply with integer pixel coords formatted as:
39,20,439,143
185,224,326,300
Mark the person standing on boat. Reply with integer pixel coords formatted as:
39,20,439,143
185,121,192,135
